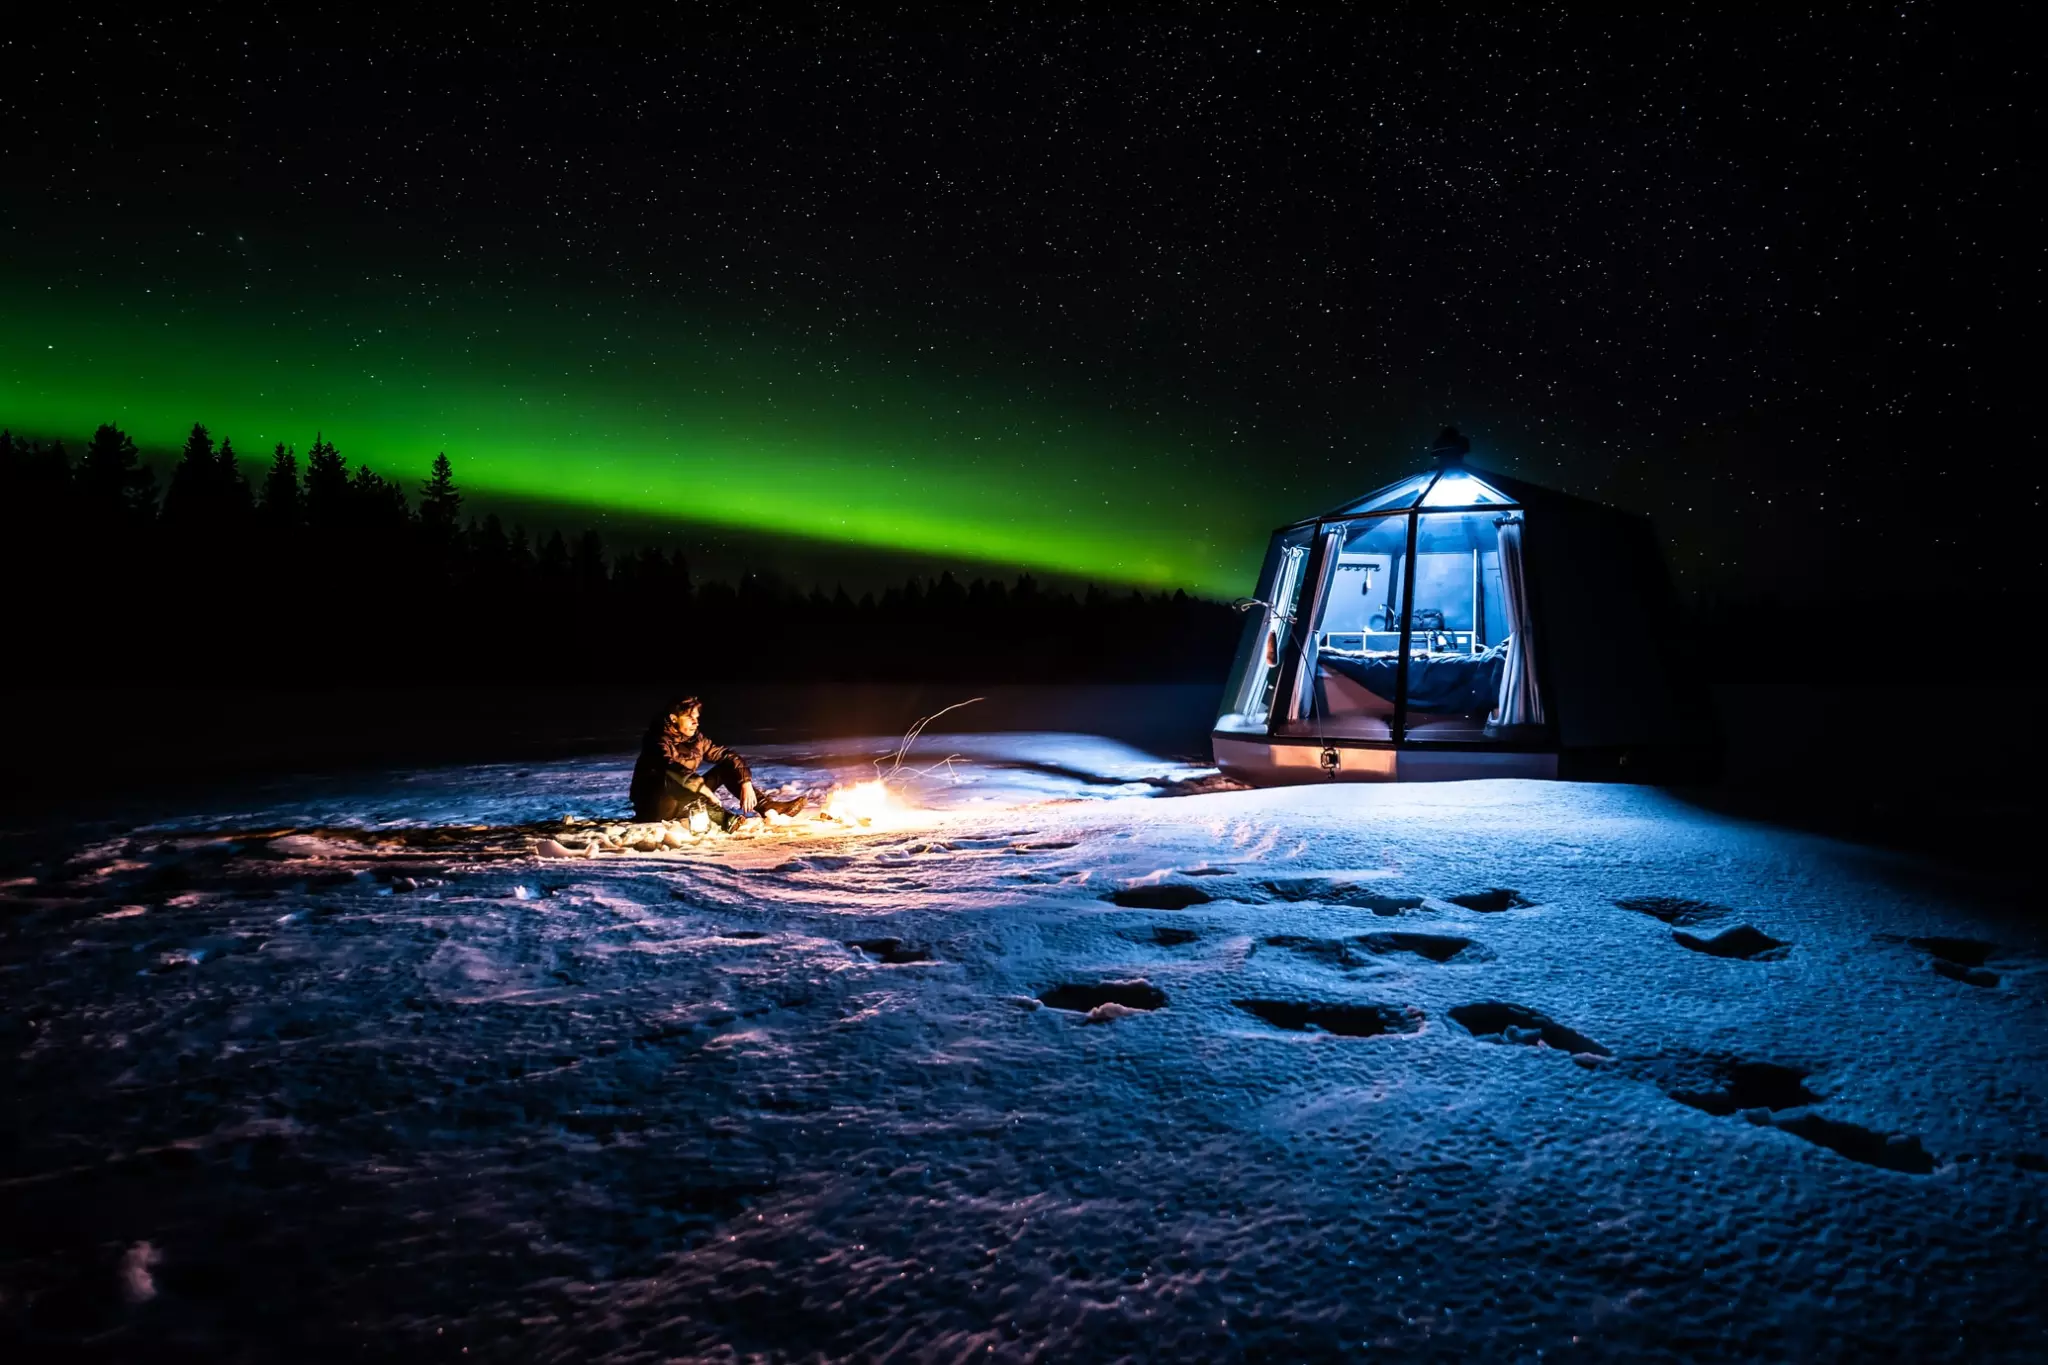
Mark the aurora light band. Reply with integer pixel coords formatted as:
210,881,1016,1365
1,270,1263,596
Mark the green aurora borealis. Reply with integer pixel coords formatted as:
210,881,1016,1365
1,269,1276,596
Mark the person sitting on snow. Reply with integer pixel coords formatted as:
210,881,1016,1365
629,695,805,828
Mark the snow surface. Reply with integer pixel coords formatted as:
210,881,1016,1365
2,733,2043,1360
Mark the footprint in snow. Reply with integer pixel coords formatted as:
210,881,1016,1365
1913,936,2001,987
846,938,932,964
1121,925,1199,947
1645,1053,1937,1175
1102,884,1213,910
1930,960,2000,988
771,855,858,874
1673,925,1790,961
1448,1001,1609,1057
1038,981,1166,1022
1355,932,1491,964
1254,878,1424,915
1233,999,1423,1038
1446,888,1534,913
1615,895,1730,926
1768,1112,1937,1174
1658,1057,1820,1116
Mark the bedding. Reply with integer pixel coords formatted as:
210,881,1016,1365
1320,640,1508,715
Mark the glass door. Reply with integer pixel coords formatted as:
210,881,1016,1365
1217,532,1313,732
1395,509,1541,742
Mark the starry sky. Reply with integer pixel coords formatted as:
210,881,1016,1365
0,7,2030,598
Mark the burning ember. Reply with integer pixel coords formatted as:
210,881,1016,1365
823,778,895,827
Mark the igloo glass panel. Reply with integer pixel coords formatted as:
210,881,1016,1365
1277,515,1408,740
1333,473,1431,516
1418,469,1513,508
1396,510,1520,742
1216,526,1317,733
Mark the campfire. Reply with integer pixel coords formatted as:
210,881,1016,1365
821,778,896,828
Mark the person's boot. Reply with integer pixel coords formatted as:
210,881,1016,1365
756,794,807,819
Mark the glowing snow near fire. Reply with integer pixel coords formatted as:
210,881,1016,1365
823,778,896,827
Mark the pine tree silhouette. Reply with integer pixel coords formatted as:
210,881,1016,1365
0,430,73,509
303,434,349,529
573,530,607,588
470,513,509,575
216,436,251,519
263,443,301,525
347,463,409,535
162,422,219,528
420,452,461,540
76,423,155,518
537,529,570,581
506,525,534,581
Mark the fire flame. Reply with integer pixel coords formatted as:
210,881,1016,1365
823,778,894,826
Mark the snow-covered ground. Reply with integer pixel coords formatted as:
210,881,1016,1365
1,733,2042,1361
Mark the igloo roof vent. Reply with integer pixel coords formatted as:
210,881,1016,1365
1430,427,1471,466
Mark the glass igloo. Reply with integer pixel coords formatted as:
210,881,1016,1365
1213,430,1708,783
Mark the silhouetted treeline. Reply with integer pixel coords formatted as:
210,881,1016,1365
1,424,1240,685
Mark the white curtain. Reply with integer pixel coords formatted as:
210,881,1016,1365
1490,515,1546,730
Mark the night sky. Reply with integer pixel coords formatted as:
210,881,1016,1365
1,8,2031,598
